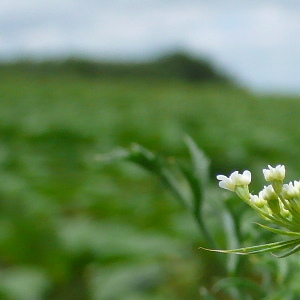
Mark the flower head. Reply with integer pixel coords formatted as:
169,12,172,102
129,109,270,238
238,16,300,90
282,182,300,199
217,170,251,192
210,164,300,257
263,165,285,182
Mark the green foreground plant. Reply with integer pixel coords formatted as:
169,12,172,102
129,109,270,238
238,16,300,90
99,136,213,246
202,165,300,257
101,137,300,299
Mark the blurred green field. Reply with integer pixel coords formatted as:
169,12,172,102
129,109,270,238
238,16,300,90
1,68,300,299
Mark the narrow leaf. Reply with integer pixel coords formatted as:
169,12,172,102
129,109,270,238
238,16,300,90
199,238,300,255
255,223,300,237
222,206,240,273
273,244,300,258
183,137,216,246
108,144,193,208
185,135,210,188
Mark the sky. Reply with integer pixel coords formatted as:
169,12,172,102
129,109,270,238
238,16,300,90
1,0,300,93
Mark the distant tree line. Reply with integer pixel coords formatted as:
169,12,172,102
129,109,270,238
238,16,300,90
0,52,231,83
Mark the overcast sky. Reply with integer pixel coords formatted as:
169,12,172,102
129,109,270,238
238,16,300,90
1,0,300,93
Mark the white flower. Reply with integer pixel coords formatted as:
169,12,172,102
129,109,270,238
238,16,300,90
282,182,300,199
260,185,277,201
293,180,300,192
250,194,266,208
263,165,285,182
217,170,251,191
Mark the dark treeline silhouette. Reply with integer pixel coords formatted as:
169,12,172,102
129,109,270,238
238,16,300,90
0,52,231,83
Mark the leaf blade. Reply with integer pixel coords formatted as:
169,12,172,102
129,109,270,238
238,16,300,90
255,223,300,237
199,238,300,255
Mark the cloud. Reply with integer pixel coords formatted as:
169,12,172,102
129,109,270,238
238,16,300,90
0,0,300,91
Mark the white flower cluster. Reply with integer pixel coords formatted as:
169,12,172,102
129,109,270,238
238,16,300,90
216,165,300,223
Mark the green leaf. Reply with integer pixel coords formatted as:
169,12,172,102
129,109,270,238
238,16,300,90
184,136,208,223
272,244,300,258
185,135,210,190
199,238,300,255
255,223,300,237
184,137,218,247
222,206,241,274
99,144,193,208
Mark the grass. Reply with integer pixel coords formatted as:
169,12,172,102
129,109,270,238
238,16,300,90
1,69,300,299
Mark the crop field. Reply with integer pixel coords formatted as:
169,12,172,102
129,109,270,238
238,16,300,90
1,68,300,299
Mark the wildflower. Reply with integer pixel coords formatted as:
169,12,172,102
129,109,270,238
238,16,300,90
263,165,285,182
250,193,266,208
217,170,251,191
263,165,285,194
282,182,300,214
260,185,278,201
293,180,300,192
217,170,251,201
282,182,300,199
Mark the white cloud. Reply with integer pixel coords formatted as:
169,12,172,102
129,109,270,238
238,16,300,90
0,0,300,92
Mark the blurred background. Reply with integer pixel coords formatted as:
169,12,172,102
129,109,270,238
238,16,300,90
1,0,300,299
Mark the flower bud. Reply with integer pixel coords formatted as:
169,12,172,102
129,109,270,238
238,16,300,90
260,185,281,215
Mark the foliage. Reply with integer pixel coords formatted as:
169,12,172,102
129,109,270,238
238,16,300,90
102,139,300,298
0,69,300,299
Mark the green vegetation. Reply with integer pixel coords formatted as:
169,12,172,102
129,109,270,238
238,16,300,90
0,59,300,299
